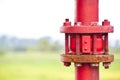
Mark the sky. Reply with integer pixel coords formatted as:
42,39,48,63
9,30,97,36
0,0,120,41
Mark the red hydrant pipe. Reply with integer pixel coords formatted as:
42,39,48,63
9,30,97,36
76,0,98,25
60,0,114,80
76,64,99,80
76,0,99,80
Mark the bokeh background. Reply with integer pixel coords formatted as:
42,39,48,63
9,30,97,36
0,0,120,80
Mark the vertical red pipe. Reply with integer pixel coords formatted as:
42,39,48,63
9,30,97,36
76,64,99,80
76,0,99,25
75,0,99,80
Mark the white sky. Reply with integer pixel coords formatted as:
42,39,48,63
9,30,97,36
0,0,120,41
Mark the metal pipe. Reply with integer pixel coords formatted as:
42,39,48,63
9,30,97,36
75,0,99,25
75,0,99,80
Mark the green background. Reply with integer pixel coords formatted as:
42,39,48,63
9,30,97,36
0,52,119,80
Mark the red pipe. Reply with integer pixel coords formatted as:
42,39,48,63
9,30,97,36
76,0,99,25
76,64,99,80
75,0,99,80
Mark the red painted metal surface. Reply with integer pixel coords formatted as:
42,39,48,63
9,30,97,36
82,36,92,53
60,26,113,33
75,0,99,79
75,64,99,80
60,0,114,80
76,0,98,25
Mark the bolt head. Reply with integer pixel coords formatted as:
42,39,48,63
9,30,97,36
64,62,71,67
102,19,110,26
103,62,110,69
84,47,88,51
65,18,69,22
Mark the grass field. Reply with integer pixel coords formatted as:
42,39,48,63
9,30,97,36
0,52,120,80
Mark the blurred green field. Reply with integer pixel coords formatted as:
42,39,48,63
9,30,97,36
0,52,120,80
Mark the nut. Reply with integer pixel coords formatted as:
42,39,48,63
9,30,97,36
64,62,71,67
103,62,110,69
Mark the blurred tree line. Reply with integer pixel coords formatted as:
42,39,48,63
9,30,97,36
0,35,63,53
38,37,63,52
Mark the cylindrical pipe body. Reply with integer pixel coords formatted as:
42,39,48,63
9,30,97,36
76,0,98,25
75,0,99,80
76,64,99,80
